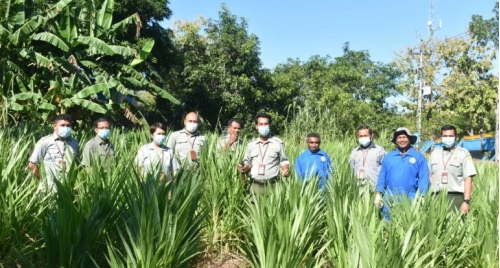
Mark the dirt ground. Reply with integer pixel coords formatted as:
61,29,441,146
192,252,249,268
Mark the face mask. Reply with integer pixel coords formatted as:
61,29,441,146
97,129,111,139
185,123,198,133
359,137,371,147
58,127,71,138
258,126,270,137
153,135,166,145
442,137,455,148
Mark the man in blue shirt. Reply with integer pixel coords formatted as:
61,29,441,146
295,133,333,190
375,127,430,218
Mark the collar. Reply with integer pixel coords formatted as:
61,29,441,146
147,143,167,151
393,147,415,156
356,142,376,151
256,136,273,144
95,135,109,145
53,133,70,142
306,148,324,155
180,129,201,137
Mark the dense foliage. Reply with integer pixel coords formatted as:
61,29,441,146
0,126,498,267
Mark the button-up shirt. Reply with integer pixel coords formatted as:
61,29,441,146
218,136,243,151
243,136,289,182
376,147,430,198
428,146,477,193
135,143,179,177
167,129,206,163
29,133,79,180
295,148,333,190
349,142,386,187
81,135,115,167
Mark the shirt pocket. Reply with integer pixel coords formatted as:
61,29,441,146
448,161,462,177
430,159,440,175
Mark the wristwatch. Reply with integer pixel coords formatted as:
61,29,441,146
463,199,470,205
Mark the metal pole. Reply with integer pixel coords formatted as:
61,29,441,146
417,51,423,149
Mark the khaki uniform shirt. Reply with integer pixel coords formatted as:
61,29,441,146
349,143,386,187
218,136,243,151
243,136,289,182
81,135,115,167
429,146,477,193
29,133,79,181
135,143,180,177
167,129,206,163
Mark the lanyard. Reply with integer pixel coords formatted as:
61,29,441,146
442,149,456,170
54,139,66,159
361,148,369,167
258,143,269,162
186,133,197,149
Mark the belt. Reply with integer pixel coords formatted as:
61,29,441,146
252,177,280,186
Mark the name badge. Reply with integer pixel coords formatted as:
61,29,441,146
358,168,365,179
58,160,66,171
441,170,449,184
258,164,265,175
190,150,197,161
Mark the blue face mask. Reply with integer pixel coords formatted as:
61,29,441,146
154,135,166,145
258,126,270,137
98,129,111,139
58,127,71,138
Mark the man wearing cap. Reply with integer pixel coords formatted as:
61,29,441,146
295,133,333,190
219,118,244,152
167,112,206,164
429,124,476,215
238,113,290,195
375,127,430,218
349,125,386,190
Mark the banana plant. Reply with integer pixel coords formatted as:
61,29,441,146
0,0,179,125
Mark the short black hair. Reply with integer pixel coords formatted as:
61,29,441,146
54,114,72,124
357,125,373,135
441,124,457,136
150,122,167,135
254,113,272,124
306,132,321,141
227,118,244,128
94,117,111,128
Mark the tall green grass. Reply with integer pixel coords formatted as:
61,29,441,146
0,125,498,267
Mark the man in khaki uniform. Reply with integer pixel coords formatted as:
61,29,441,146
218,118,244,152
167,112,206,164
81,117,115,168
349,125,386,189
28,114,79,191
238,113,290,194
429,124,477,215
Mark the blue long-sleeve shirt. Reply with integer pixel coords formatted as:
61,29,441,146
376,147,430,198
294,148,333,190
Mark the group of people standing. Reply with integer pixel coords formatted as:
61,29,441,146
28,112,476,216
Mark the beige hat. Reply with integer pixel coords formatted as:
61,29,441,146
392,127,417,145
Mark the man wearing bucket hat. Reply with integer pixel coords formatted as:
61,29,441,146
375,127,430,218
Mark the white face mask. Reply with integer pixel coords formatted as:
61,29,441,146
258,126,270,137
358,137,371,147
153,135,166,145
97,129,111,139
185,123,198,133
442,137,456,148
58,126,72,138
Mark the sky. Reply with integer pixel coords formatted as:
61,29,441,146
161,0,498,69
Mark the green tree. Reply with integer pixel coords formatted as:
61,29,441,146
0,0,179,127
